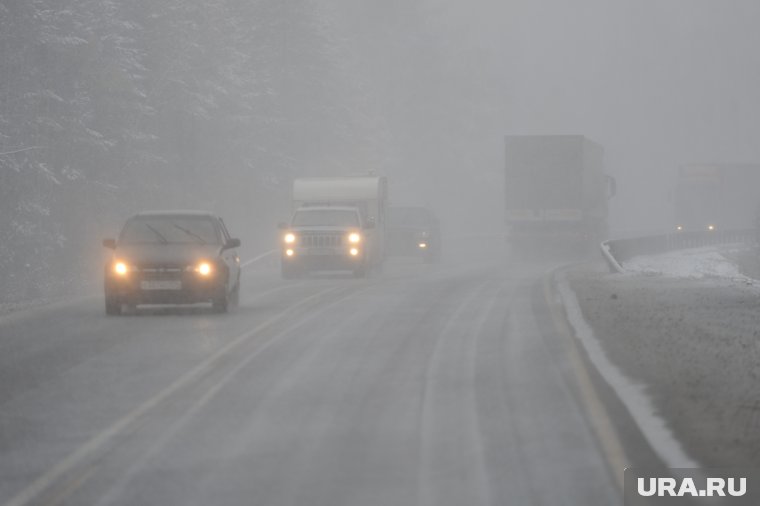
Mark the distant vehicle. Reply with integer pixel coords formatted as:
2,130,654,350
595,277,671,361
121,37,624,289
280,206,369,278
387,206,441,263
504,135,615,255
102,211,241,315
674,164,760,232
279,175,388,278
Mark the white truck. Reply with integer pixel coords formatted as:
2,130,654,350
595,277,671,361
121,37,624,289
279,175,388,278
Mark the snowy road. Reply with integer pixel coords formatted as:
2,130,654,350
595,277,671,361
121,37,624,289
0,256,624,506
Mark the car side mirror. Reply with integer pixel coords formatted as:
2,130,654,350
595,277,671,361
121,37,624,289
277,222,289,230
102,238,116,249
224,238,241,250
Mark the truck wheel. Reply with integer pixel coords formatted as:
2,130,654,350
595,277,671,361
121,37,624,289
105,297,122,316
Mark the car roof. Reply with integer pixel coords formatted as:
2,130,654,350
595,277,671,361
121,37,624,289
131,210,217,219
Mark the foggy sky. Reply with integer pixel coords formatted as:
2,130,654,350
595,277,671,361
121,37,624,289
486,0,760,234
373,0,760,235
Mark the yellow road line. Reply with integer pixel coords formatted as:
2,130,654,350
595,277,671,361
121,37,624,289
543,269,628,492
2,284,346,506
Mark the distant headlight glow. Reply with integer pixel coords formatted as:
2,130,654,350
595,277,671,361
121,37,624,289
285,249,295,257
284,233,296,244
349,248,359,256
676,225,683,231
418,242,428,249
707,224,715,231
348,233,361,244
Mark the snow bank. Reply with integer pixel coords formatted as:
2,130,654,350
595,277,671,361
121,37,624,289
623,246,751,281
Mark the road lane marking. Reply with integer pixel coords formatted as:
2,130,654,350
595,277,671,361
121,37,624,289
417,279,494,506
88,283,379,506
241,249,277,268
542,269,628,492
2,283,347,506
554,270,698,469
40,465,97,506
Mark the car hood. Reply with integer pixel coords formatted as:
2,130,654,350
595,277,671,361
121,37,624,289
290,226,356,233
113,243,223,265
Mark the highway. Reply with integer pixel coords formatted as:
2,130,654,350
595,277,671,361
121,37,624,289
0,252,622,505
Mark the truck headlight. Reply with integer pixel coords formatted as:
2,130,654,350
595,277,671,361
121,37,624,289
348,233,361,244
418,242,427,249
707,224,715,231
349,248,360,256
284,233,296,244
285,249,295,257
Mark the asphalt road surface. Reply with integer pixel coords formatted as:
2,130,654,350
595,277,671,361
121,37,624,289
0,252,621,506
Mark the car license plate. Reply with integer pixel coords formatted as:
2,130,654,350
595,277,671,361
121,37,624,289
141,280,182,290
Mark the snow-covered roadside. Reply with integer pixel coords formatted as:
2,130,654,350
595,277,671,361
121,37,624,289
565,255,760,467
556,271,698,468
622,245,754,282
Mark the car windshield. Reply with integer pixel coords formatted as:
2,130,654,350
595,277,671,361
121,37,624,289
388,207,433,229
119,217,220,245
292,209,359,227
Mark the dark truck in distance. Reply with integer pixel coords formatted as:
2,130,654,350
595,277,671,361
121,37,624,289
387,206,441,263
102,211,241,315
505,135,615,256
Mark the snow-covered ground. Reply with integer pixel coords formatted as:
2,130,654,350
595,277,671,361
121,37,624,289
623,245,753,281
567,249,760,467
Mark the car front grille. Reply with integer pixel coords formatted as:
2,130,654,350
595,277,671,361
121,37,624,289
301,234,343,248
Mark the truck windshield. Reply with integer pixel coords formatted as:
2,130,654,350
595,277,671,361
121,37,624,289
292,209,359,227
120,217,221,245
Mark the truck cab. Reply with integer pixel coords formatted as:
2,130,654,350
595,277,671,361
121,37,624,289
280,206,372,278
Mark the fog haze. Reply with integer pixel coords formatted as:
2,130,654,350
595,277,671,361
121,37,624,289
3,3,760,504
3,0,760,301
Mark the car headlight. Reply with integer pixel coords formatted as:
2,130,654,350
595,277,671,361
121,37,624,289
349,248,360,256
114,261,129,276
284,233,296,244
418,242,428,249
676,225,683,231
195,262,213,276
707,224,715,231
348,233,361,244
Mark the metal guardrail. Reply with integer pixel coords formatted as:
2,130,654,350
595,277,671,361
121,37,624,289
600,229,757,273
